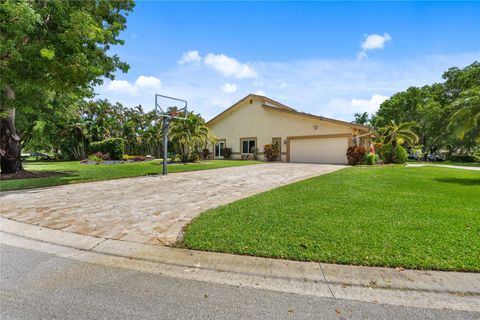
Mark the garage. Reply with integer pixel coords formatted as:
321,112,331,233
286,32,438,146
288,136,349,164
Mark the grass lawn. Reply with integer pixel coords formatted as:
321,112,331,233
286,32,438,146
184,166,480,272
0,160,262,191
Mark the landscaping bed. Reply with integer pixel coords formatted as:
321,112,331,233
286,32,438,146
183,166,480,272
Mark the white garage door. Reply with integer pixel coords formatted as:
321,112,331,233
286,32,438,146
289,137,348,164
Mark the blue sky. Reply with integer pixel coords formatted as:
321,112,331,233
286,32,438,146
96,1,480,121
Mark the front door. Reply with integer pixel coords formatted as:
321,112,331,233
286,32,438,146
272,137,282,161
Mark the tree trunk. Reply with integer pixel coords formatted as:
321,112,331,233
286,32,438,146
0,86,23,174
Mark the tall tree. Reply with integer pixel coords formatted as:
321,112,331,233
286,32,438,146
448,86,480,136
372,61,479,155
0,0,134,173
352,112,370,126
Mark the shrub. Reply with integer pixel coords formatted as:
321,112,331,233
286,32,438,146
393,145,408,164
190,150,201,162
89,138,125,160
378,144,393,163
346,146,366,165
221,147,232,160
378,144,408,164
201,149,210,160
88,152,109,162
263,144,280,161
173,154,182,162
366,153,379,165
446,155,479,163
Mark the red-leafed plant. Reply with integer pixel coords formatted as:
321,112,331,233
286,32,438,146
264,144,280,161
346,146,366,165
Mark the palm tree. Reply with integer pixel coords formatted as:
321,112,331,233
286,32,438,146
169,112,213,162
448,87,480,138
352,112,370,126
379,120,419,147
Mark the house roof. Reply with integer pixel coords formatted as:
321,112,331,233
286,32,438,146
207,93,373,134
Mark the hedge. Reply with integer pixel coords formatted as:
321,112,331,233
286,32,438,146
446,155,479,163
89,138,125,160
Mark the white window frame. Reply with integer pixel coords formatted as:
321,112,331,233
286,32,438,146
241,139,256,154
214,141,225,158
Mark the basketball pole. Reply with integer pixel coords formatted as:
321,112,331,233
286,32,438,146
162,117,169,175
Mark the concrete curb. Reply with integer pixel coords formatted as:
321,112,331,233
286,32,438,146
1,217,479,312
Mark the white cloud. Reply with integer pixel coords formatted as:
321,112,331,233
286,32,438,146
106,75,162,96
97,53,476,122
357,33,392,60
204,53,257,78
350,94,389,114
135,75,162,89
107,80,137,94
178,50,202,65
254,89,266,96
221,83,237,94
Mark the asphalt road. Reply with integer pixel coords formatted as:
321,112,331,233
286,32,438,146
1,245,478,320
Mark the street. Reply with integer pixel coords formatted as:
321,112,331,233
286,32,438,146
1,245,478,320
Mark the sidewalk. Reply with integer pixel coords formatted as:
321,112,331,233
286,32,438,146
1,217,479,312
406,163,480,171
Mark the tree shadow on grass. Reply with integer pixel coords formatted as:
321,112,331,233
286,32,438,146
0,171,78,195
434,178,480,186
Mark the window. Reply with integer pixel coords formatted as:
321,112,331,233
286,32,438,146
242,139,256,154
214,141,225,157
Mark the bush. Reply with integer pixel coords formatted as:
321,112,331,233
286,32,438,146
88,152,110,162
378,144,408,164
201,149,210,160
190,150,201,162
393,145,408,164
221,147,232,160
346,146,366,165
366,153,379,165
263,144,280,161
173,154,182,162
89,138,125,160
446,155,479,163
378,144,393,163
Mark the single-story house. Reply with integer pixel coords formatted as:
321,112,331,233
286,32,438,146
206,94,374,164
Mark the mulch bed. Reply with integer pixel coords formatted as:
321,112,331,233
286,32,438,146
0,170,64,181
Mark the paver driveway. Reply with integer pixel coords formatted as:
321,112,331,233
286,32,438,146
1,163,345,245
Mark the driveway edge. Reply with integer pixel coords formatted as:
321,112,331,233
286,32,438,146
1,217,479,312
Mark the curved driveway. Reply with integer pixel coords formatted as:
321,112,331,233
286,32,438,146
1,163,345,245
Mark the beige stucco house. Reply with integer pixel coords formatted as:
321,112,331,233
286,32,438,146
206,94,373,164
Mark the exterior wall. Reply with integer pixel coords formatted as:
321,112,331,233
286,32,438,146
207,97,352,161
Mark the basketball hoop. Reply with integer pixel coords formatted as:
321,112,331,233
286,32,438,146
154,94,188,175
155,94,188,120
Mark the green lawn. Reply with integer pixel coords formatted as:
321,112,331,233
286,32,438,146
0,160,262,191
184,166,480,272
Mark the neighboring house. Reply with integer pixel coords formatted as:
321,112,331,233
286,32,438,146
206,94,373,164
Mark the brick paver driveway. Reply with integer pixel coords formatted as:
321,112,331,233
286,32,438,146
1,163,345,245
